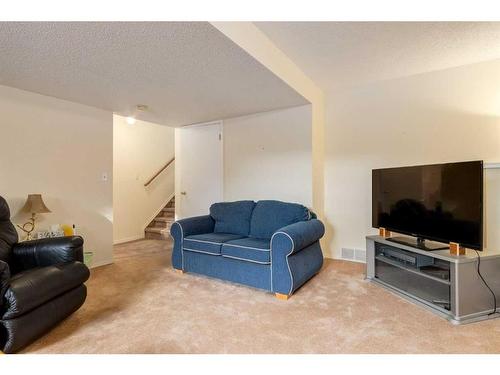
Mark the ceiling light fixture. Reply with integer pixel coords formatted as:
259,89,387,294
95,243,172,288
125,105,148,126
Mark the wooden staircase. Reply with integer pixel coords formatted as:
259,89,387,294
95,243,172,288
145,196,175,240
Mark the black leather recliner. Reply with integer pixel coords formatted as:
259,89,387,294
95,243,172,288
0,196,89,353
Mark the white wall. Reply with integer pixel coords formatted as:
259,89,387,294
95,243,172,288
324,59,500,259
113,114,175,243
223,105,312,207
212,22,325,219
485,167,500,252
0,85,113,267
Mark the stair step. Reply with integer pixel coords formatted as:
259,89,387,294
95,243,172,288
154,217,174,223
145,227,167,234
149,222,173,230
149,223,172,230
144,197,175,241
145,231,166,240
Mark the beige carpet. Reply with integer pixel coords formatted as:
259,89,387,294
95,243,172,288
21,239,500,354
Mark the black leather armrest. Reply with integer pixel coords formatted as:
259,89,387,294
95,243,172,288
2,262,90,320
0,260,10,306
12,236,84,271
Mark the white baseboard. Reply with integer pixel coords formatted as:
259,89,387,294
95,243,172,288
341,258,366,264
113,235,144,245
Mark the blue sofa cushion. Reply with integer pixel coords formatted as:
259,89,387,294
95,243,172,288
183,233,245,255
210,200,255,236
249,200,311,239
222,238,271,264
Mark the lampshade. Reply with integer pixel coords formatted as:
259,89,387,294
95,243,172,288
21,194,51,214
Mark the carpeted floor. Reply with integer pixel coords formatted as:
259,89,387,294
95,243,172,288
21,239,500,354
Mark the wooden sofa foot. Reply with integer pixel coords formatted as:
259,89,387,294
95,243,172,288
275,293,290,301
175,269,184,274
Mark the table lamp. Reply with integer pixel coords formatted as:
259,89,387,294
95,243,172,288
17,194,51,240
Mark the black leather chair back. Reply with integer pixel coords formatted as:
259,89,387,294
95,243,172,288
0,196,19,264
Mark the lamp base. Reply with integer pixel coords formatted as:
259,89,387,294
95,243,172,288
16,213,37,241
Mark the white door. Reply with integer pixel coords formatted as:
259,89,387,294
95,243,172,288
175,122,223,219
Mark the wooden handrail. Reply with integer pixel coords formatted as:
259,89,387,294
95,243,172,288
144,157,175,187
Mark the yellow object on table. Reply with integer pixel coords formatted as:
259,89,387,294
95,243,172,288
61,224,75,236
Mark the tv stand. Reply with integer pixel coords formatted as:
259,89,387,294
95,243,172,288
366,235,500,324
387,236,448,251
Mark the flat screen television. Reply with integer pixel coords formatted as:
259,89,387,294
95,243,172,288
372,161,483,250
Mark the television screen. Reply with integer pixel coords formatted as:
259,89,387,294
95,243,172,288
372,161,483,250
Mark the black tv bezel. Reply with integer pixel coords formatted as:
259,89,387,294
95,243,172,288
372,160,484,250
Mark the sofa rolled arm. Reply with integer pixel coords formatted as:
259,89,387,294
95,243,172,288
0,260,10,307
170,215,215,270
12,236,84,271
271,219,325,255
271,219,325,295
170,215,215,239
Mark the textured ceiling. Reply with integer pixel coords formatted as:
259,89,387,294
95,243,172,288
0,22,307,126
256,22,500,91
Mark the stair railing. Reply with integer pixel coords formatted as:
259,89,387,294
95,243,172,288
144,157,175,187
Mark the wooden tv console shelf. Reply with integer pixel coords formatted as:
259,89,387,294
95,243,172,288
366,235,500,324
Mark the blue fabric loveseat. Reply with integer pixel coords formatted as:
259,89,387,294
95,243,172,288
170,200,325,299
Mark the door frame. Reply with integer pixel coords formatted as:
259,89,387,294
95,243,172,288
174,120,224,220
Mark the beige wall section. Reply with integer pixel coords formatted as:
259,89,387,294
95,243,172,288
224,105,312,207
211,22,325,219
0,85,113,267
324,59,500,259
113,115,175,243
485,167,500,252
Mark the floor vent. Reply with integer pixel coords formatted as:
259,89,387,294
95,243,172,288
341,248,366,263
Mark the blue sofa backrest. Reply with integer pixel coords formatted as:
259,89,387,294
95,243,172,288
249,200,311,239
210,200,256,236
